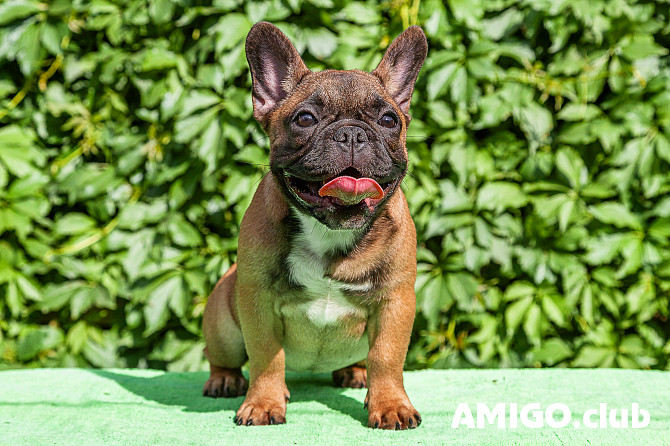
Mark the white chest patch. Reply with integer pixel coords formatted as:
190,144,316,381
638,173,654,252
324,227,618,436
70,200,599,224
283,211,371,326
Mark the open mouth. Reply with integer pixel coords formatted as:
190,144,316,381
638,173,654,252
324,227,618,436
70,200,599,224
282,167,398,211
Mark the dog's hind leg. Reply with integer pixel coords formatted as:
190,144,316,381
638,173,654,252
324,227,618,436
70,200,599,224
202,264,248,398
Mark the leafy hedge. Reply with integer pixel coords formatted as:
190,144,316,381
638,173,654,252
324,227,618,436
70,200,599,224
1,0,669,371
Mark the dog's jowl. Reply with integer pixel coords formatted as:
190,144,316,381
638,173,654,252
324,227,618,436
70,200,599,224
202,22,428,430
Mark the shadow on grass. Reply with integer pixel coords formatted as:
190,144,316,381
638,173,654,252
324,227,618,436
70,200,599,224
91,370,367,425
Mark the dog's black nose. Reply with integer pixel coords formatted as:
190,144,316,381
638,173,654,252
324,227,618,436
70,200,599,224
333,126,368,144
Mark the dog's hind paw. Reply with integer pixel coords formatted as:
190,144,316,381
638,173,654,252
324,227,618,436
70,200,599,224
332,365,367,389
203,366,248,398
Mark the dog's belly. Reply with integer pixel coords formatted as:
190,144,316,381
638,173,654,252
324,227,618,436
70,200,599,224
278,293,369,373
281,311,369,373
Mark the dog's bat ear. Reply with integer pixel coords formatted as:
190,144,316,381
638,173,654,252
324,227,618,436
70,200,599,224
245,22,310,126
373,26,428,117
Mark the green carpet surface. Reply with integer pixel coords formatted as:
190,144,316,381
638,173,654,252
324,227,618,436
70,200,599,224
1,368,669,445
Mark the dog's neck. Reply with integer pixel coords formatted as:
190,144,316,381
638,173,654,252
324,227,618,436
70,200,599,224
291,208,364,258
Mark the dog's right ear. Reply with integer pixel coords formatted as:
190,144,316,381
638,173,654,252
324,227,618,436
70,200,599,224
245,22,310,127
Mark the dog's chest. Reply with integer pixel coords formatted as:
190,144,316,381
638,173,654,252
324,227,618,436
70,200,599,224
280,213,370,326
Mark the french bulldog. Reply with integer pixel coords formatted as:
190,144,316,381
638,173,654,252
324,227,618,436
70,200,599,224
202,22,428,430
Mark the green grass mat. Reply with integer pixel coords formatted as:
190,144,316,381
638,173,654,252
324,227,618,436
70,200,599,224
1,368,668,445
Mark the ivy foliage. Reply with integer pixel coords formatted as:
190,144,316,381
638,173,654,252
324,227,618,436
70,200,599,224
0,0,669,371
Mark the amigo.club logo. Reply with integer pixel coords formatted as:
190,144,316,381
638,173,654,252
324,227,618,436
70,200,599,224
451,403,650,429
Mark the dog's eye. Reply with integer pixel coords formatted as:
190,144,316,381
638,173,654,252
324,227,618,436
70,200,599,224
296,112,316,127
378,113,397,128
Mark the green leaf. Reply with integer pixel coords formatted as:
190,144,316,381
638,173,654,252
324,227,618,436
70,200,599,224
556,103,602,121
174,108,218,143
197,116,223,174
137,48,179,71
0,1,43,26
505,295,533,335
334,2,379,24
541,295,566,327
504,281,535,301
82,338,121,368
167,215,203,247
66,321,89,354
619,34,668,61
58,165,122,201
589,202,642,230
523,303,542,345
572,346,614,367
40,22,67,55
0,125,42,177
529,338,572,366
211,13,251,53
6,171,49,198
15,22,42,75
53,213,97,236
305,28,338,59
17,326,64,361
177,89,222,118
447,272,478,310
15,274,40,301
426,62,459,100
419,275,450,329
608,56,626,93
447,0,484,27
449,65,470,105
481,8,523,40
143,278,176,336
168,277,189,318
40,282,80,312
555,147,586,189
439,180,472,213
655,134,670,164
149,0,174,24
514,102,553,147
558,199,575,232
476,182,528,213
0,164,7,190
70,286,114,319
583,234,625,265
117,201,168,230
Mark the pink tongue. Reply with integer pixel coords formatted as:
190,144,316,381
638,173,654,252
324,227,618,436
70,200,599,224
318,176,384,205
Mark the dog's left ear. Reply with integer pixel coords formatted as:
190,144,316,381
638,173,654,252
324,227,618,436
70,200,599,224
373,26,428,117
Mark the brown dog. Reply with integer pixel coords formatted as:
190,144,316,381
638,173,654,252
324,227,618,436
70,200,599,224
202,22,427,430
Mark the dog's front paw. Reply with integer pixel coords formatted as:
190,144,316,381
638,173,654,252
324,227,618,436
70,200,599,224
367,399,421,430
234,397,287,426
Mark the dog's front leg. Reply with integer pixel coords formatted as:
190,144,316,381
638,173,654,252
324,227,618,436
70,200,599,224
234,285,289,426
365,284,421,430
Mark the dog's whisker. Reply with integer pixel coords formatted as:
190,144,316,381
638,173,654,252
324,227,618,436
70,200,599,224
250,170,270,189
404,171,427,194
253,135,270,144
405,135,432,140
237,161,270,167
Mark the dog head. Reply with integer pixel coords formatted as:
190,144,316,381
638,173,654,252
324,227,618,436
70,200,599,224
245,22,427,229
